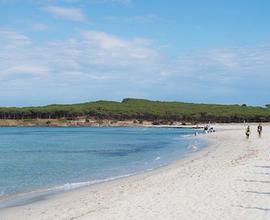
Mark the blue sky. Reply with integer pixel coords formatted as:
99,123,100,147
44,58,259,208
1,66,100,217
0,0,270,106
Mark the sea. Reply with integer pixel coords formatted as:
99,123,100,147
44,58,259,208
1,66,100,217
0,126,205,208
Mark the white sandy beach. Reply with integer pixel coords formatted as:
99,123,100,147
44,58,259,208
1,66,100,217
1,124,270,220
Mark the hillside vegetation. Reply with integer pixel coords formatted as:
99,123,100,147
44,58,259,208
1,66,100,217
0,98,270,123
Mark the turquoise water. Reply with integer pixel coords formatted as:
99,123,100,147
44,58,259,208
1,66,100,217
0,127,204,201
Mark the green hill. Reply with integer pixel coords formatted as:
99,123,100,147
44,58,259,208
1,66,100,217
0,98,270,123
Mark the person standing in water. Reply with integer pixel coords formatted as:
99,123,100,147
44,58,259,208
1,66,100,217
204,125,209,134
246,126,251,139
257,124,262,137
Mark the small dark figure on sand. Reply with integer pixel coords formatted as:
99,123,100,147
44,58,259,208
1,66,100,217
245,126,251,139
204,125,209,134
257,124,262,137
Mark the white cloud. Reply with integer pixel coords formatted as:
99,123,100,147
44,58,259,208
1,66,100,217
0,29,31,47
44,6,86,22
82,31,130,50
0,28,162,82
0,0,132,5
1,28,270,105
174,46,270,77
2,65,50,77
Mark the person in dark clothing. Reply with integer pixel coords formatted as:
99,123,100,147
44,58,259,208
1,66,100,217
246,126,251,139
257,124,262,137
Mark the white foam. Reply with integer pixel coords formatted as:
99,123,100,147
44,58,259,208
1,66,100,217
0,173,137,209
173,134,195,141
187,143,198,152
51,173,135,193
155,156,161,161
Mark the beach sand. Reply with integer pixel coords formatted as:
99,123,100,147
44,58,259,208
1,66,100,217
1,124,270,220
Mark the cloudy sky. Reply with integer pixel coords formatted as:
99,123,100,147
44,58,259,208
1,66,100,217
0,0,270,106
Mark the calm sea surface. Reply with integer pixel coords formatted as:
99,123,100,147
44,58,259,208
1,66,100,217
0,127,204,201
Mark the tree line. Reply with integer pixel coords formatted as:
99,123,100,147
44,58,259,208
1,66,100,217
0,98,270,123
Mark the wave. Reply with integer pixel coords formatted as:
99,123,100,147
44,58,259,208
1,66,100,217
0,173,135,209
51,174,135,192
155,156,161,161
173,134,195,140
187,142,199,152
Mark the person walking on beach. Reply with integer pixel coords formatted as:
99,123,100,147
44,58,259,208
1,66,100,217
245,126,251,139
204,125,209,134
257,124,262,137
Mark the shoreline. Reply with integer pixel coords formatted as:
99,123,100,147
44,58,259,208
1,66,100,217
0,173,137,209
0,119,267,128
0,125,204,129
0,118,206,128
1,124,270,219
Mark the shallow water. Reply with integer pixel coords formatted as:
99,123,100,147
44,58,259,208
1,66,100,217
0,127,204,201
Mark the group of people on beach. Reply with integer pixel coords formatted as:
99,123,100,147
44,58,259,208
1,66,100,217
245,124,263,139
204,125,215,134
194,125,215,136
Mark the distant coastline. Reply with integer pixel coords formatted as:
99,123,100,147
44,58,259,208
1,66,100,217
0,118,203,128
1,98,270,125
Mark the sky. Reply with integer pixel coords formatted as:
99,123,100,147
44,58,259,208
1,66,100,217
0,0,270,106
